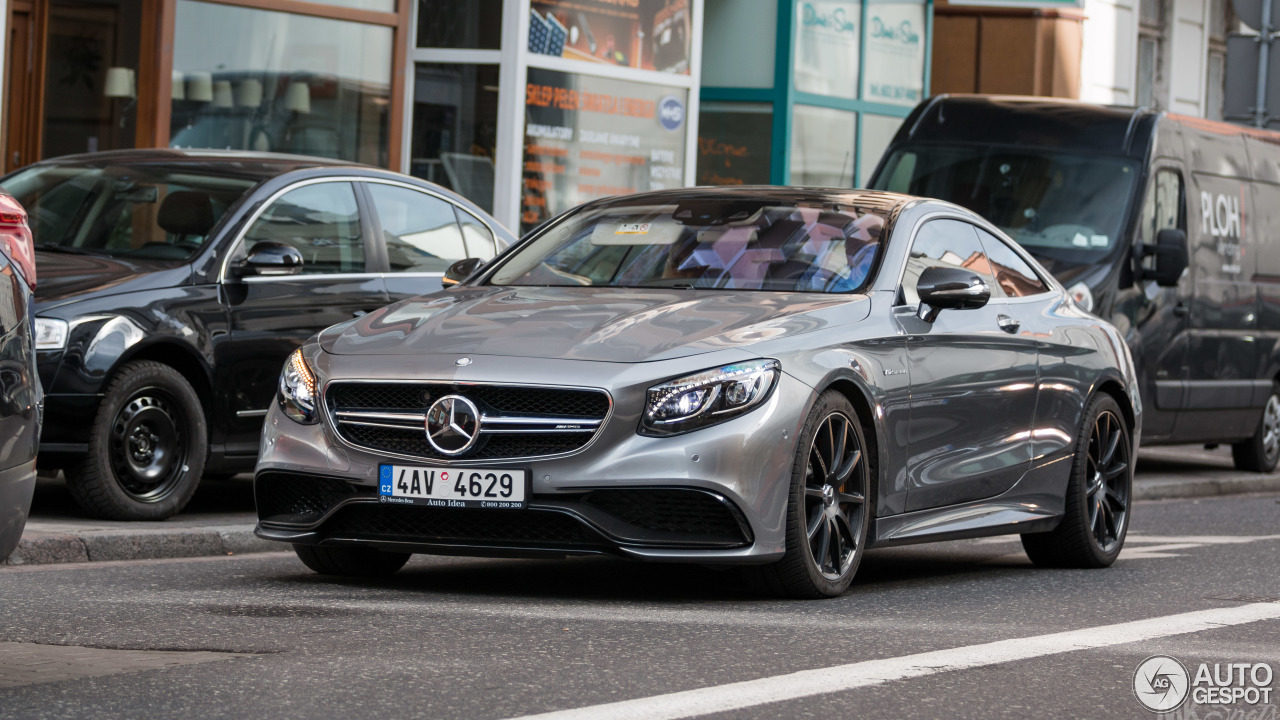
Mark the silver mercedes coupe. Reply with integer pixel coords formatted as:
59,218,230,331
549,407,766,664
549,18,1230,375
254,187,1141,598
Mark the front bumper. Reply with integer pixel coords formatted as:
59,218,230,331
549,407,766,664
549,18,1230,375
254,351,815,563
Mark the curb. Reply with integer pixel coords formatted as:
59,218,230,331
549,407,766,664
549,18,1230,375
1134,475,1280,501
1,526,276,567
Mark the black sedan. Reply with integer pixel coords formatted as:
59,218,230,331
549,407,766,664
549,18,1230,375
2,149,514,520
0,191,40,561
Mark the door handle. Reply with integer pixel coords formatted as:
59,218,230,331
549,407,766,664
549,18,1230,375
997,314,1020,334
1173,303,1189,318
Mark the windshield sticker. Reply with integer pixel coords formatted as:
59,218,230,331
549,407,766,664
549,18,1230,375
1072,233,1089,247
1090,234,1109,247
616,223,651,235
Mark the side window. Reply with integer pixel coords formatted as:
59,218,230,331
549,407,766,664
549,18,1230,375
974,228,1050,297
243,183,364,274
456,208,497,261
367,183,467,273
900,219,998,306
1139,169,1184,272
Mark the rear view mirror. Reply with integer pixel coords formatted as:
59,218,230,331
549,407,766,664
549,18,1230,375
238,242,303,277
916,266,991,322
443,257,484,287
1153,228,1188,287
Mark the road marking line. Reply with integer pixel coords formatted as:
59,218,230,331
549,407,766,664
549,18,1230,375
504,602,1280,720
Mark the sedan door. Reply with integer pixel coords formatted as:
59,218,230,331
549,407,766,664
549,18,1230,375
217,180,389,456
895,218,1040,512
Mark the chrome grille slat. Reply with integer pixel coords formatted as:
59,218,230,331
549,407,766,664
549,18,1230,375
326,381,611,462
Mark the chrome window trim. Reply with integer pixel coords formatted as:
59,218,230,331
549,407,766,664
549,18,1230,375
321,379,615,466
218,175,501,284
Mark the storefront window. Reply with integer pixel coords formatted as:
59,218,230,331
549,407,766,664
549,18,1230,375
697,102,772,185
169,0,393,166
417,0,503,49
702,0,776,89
858,113,902,185
794,0,861,99
529,0,692,75
861,0,926,106
409,64,500,213
521,67,688,232
790,105,854,187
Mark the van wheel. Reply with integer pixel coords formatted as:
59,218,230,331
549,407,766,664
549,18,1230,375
64,361,208,520
1232,385,1280,472
1021,393,1131,568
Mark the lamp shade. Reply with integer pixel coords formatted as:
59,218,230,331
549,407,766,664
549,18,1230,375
103,67,135,98
212,80,234,108
284,81,311,114
236,79,263,108
171,70,185,100
187,72,213,102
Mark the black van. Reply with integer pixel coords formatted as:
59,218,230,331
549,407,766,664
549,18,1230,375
869,95,1280,471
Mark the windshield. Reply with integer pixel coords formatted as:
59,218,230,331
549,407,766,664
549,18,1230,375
1,164,256,261
872,145,1139,267
488,197,885,293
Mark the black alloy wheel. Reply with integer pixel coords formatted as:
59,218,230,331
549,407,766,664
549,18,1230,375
747,391,871,598
1022,393,1131,568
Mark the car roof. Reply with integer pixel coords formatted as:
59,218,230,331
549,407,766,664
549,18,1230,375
25,148,367,181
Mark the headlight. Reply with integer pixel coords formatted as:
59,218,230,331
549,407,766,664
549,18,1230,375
33,318,69,351
640,359,780,436
278,348,319,424
1067,282,1094,313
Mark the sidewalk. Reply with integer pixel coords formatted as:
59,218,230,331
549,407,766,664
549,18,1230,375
5,446,1280,567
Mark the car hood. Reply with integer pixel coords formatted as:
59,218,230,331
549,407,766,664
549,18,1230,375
321,286,872,363
33,250,188,308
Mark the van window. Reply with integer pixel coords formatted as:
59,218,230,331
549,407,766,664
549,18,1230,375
1139,169,1183,274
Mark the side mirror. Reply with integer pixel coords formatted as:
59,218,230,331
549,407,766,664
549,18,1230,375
237,242,304,277
443,257,484,287
916,266,991,323
1152,228,1188,287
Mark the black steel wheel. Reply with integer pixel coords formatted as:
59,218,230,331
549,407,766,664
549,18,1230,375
65,361,208,520
1232,384,1280,472
294,544,411,577
1022,393,1131,568
747,391,870,598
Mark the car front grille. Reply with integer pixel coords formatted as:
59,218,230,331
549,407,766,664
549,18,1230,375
326,382,611,462
322,504,607,550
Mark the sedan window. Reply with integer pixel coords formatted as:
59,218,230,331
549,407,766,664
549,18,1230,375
900,219,998,305
367,183,468,273
974,227,1050,297
243,182,364,274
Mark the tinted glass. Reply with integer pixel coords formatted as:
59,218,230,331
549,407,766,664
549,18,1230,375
368,184,467,273
244,183,364,274
874,145,1139,271
901,219,996,305
1,164,254,261
974,227,1049,297
456,209,497,260
409,63,499,213
489,198,885,292
417,0,503,49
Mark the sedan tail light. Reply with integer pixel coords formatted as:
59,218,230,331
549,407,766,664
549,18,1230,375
0,194,34,290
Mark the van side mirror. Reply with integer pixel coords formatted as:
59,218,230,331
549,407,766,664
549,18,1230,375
235,242,304,277
916,266,991,323
443,257,484,287
1152,229,1188,287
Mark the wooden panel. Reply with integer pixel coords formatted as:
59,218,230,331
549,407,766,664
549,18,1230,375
387,0,408,171
978,17,1038,95
196,0,397,27
135,0,175,148
931,15,979,94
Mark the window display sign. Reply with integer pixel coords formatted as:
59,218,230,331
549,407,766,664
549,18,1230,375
521,67,688,232
697,103,772,186
794,1,862,100
529,0,692,75
861,0,926,106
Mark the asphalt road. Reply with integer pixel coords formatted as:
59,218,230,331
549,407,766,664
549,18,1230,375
2,491,1278,720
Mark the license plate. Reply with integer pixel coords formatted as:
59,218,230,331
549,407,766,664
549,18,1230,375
378,464,528,509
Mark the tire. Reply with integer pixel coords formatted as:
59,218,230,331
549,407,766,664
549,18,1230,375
746,391,871,599
64,361,208,520
1232,384,1280,472
293,544,411,577
1021,393,1132,568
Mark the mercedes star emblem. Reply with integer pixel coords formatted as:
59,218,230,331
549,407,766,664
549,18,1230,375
425,395,481,455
